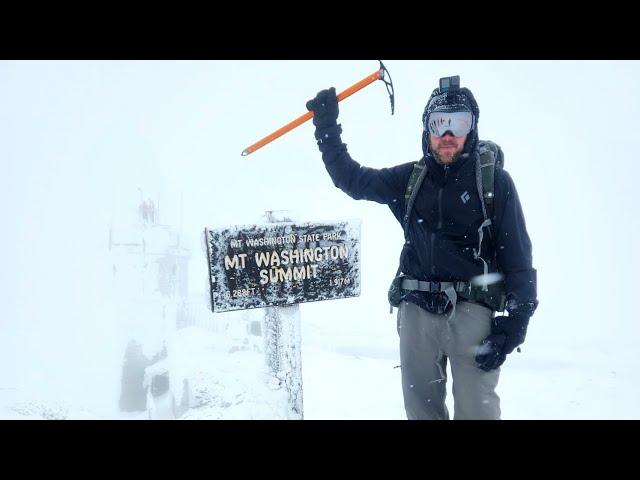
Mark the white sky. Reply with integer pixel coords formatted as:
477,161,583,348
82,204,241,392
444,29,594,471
1,60,639,417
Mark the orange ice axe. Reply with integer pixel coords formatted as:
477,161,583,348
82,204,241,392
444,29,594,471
241,60,395,156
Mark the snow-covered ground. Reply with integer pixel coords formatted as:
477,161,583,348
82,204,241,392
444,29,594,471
2,316,638,420
304,324,640,420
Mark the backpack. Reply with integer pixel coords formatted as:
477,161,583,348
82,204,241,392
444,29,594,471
388,140,506,313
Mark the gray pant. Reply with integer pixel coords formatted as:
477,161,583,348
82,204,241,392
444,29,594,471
397,300,501,420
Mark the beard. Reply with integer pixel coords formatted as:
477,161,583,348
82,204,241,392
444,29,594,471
432,143,464,165
425,131,470,165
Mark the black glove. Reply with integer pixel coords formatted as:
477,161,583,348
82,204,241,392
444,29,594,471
475,312,530,372
474,333,507,372
306,87,339,128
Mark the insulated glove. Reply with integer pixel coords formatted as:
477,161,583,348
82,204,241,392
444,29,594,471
475,313,530,372
306,87,339,128
474,333,507,372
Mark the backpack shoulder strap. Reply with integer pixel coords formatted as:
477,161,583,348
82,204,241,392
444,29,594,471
392,158,427,283
403,157,427,234
476,140,504,239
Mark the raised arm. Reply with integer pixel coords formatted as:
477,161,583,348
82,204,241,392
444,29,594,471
306,88,412,211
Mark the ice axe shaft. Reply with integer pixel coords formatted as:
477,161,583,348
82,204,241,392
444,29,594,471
241,63,393,156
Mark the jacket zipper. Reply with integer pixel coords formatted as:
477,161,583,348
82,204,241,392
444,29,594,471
438,165,449,229
431,165,449,275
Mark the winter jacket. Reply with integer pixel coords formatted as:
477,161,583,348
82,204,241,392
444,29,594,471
316,126,538,312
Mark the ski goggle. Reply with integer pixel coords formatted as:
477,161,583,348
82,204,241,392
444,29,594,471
425,111,474,137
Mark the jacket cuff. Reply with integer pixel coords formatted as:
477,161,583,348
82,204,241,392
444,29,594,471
315,124,343,151
506,297,539,317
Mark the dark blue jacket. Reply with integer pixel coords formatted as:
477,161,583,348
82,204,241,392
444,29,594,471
317,127,538,311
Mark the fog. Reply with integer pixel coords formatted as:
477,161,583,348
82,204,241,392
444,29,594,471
1,60,638,418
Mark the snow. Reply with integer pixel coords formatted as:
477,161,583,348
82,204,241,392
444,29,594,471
1,60,640,419
169,327,291,420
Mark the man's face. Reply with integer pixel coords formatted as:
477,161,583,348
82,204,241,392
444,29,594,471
429,131,467,165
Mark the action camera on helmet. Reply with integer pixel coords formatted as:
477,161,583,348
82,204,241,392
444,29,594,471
439,75,460,93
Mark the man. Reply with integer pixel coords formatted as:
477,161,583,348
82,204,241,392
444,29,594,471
305,76,538,420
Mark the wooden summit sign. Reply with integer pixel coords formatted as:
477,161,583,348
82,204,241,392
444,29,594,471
205,220,361,313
